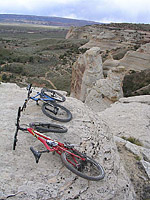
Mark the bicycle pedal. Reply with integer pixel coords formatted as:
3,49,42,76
30,147,41,163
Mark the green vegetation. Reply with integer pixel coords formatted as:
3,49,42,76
123,69,150,97
102,23,150,32
121,136,143,146
134,155,141,161
0,24,87,93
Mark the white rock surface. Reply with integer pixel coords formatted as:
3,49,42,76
0,82,136,200
99,95,150,148
85,66,125,112
140,160,150,179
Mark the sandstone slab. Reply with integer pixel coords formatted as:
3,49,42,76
0,83,135,200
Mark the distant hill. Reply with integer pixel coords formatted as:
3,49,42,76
0,14,100,27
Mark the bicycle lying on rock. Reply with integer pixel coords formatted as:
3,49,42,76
13,107,105,181
24,84,72,122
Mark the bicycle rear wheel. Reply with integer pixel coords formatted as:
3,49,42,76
29,122,68,133
61,149,105,181
41,88,66,102
42,102,72,122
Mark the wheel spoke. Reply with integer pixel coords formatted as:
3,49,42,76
61,149,105,181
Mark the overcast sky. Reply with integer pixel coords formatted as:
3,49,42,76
0,0,149,23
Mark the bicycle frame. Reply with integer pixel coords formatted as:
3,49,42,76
13,106,85,165
21,85,56,111
29,90,55,102
27,127,85,162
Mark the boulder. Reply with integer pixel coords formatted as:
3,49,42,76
103,58,120,70
85,66,126,112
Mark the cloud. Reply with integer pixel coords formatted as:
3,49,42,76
108,0,150,22
0,0,149,23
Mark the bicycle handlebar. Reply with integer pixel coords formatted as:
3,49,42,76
13,106,27,150
27,84,32,98
21,84,32,111
13,107,21,150
27,83,32,91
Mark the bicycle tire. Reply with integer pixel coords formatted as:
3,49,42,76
29,122,68,133
61,150,105,181
42,102,72,122
41,88,66,102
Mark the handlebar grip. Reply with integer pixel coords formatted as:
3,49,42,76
27,84,32,98
27,84,32,91
17,107,21,119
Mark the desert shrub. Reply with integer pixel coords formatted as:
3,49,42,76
29,56,34,63
27,77,52,88
0,60,5,65
123,69,150,97
122,136,142,146
2,73,10,81
2,64,25,75
135,155,141,161
2,73,7,80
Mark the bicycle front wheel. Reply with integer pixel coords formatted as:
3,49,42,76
61,150,105,181
41,88,66,102
42,102,72,122
29,122,68,133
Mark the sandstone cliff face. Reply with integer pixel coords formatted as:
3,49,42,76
69,25,150,99
71,46,126,111
119,50,150,71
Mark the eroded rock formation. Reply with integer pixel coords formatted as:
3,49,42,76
69,24,150,101
71,46,126,111
71,47,103,102
85,66,125,112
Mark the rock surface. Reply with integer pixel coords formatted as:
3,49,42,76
66,25,150,53
99,95,150,148
119,50,150,71
85,66,125,112
67,25,150,99
71,47,103,102
0,83,136,200
71,46,126,111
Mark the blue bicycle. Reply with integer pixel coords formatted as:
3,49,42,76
23,84,72,122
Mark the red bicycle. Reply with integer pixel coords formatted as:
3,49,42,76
13,107,105,181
